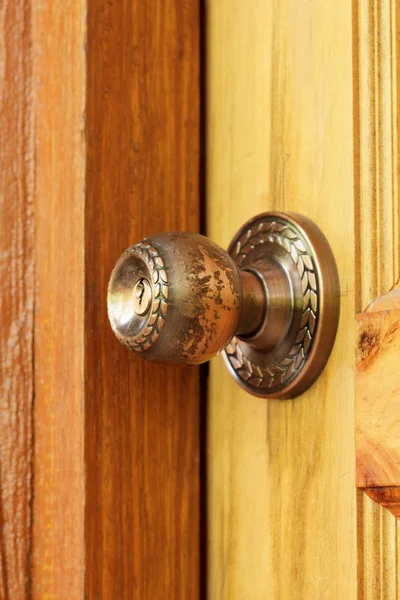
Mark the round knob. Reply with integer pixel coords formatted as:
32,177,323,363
107,212,340,399
107,232,245,364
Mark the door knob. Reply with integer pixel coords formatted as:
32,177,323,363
107,212,339,399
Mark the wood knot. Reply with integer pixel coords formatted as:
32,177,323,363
356,325,379,367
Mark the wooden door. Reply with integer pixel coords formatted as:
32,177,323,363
0,1,202,598
3,1,400,599
207,1,400,598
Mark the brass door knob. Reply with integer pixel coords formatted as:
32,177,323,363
107,212,339,399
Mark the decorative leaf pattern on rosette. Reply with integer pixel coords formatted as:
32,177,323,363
226,220,318,389
123,243,169,353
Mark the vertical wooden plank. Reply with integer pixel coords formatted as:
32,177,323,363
363,493,382,599
354,0,400,596
84,2,201,598
32,0,86,596
207,1,356,598
381,506,397,599
0,1,34,597
355,0,399,313
360,492,398,600
397,520,400,599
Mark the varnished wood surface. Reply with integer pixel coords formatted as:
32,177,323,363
358,490,400,599
354,1,400,597
84,2,201,598
32,0,202,598
367,283,400,311
354,0,400,314
356,309,400,487
365,488,400,518
0,1,34,597
33,0,86,596
207,1,356,598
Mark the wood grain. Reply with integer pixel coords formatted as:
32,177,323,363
367,283,400,311
207,1,356,598
356,309,400,487
354,0,400,313
0,1,34,598
32,0,86,596
84,1,201,598
354,1,400,597
32,0,202,597
357,490,400,599
365,488,400,518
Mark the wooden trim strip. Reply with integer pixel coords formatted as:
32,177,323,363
0,0,34,597
355,0,399,313
32,0,86,596
83,2,202,597
354,1,400,596
357,490,400,598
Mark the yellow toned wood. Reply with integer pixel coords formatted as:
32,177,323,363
356,309,400,487
354,1,400,596
354,0,400,312
381,502,398,599
207,1,356,598
362,492,382,599
397,520,400,595
358,491,399,599
367,283,400,311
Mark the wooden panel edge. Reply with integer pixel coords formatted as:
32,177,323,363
355,0,400,312
84,2,202,597
354,1,400,596
32,0,86,596
0,1,34,597
357,489,399,598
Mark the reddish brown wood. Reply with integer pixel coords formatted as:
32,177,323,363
84,2,201,598
4,1,201,595
0,1,34,597
365,488,400,518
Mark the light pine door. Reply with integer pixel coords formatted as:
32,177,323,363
207,1,400,598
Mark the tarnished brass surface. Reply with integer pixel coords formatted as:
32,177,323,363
108,232,242,365
224,212,340,398
236,270,265,337
107,213,340,397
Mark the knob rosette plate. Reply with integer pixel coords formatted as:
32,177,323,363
223,212,340,399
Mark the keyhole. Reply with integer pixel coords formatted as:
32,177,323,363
132,278,152,316
136,281,145,305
